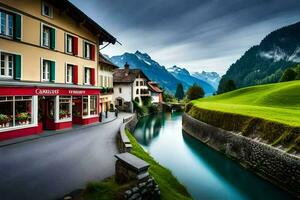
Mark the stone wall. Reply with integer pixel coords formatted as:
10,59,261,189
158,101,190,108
123,177,160,200
182,113,300,197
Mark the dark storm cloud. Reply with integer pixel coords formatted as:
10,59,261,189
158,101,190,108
70,0,300,73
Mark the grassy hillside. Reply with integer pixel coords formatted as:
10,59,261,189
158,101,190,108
187,80,300,153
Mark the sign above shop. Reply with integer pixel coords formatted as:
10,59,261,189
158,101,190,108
0,86,100,96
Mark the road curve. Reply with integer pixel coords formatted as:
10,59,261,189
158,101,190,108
0,116,125,200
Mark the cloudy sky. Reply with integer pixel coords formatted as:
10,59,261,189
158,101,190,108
70,0,300,74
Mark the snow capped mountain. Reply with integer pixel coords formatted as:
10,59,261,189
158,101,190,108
109,51,182,93
192,71,221,89
108,51,216,95
167,65,216,95
167,66,190,76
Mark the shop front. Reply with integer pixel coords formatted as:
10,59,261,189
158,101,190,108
0,86,100,141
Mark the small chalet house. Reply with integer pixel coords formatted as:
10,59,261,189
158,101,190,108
0,0,116,141
113,63,151,112
98,53,118,116
148,82,163,103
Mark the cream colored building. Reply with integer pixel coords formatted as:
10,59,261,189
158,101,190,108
0,0,116,140
98,53,118,115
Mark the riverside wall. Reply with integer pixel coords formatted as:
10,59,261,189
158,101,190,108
182,113,300,197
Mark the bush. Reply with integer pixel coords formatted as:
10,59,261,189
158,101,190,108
148,104,159,114
133,100,146,118
280,68,297,82
186,84,204,100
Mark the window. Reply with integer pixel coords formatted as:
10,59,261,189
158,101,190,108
67,35,73,53
90,96,97,115
84,42,91,59
42,1,53,18
136,81,139,86
59,96,71,120
66,64,73,83
136,89,139,94
84,67,91,85
15,96,32,126
140,81,143,86
0,11,13,37
42,60,50,81
119,88,122,93
83,41,94,60
41,24,55,49
0,96,32,129
100,75,103,87
0,52,13,78
42,26,50,47
83,96,88,116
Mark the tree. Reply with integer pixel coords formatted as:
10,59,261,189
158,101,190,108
186,84,205,100
295,64,300,80
221,80,236,93
279,68,297,82
175,83,184,100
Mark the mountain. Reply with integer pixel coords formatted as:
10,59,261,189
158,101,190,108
109,51,182,93
218,21,300,93
167,66,215,95
192,71,221,89
109,51,216,95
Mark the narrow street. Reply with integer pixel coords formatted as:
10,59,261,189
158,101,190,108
0,115,126,200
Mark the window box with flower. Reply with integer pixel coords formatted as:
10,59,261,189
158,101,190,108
0,114,11,128
16,112,31,125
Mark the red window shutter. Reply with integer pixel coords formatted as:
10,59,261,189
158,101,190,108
73,65,78,84
91,45,95,61
91,68,95,85
73,37,78,56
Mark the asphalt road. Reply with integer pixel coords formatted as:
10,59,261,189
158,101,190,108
0,116,125,200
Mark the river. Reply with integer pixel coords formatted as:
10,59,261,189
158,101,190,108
133,112,294,200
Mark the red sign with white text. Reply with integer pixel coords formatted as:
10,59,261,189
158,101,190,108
0,86,100,96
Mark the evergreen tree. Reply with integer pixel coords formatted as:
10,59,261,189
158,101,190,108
220,80,236,94
295,64,300,80
175,83,184,100
279,68,297,82
187,84,205,100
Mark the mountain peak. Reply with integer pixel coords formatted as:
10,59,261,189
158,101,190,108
167,65,190,76
135,50,151,59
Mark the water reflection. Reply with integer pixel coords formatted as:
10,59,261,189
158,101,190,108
133,113,294,200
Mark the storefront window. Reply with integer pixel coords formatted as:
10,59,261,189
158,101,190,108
0,96,33,129
15,96,32,126
83,96,89,116
0,97,13,128
90,96,97,115
59,96,71,120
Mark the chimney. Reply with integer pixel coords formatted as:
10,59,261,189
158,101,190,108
124,62,129,76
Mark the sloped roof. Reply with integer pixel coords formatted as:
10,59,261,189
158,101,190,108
99,54,118,69
113,69,150,83
51,0,116,44
148,82,163,93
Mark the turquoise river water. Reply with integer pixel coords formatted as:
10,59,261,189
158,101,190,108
133,112,294,200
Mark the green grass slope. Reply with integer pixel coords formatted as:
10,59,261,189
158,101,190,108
187,80,300,153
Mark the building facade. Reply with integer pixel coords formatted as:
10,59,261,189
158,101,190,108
148,82,163,103
113,63,151,112
98,53,117,116
0,0,116,141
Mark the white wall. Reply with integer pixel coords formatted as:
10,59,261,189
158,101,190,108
113,83,132,102
151,92,160,103
133,77,150,102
